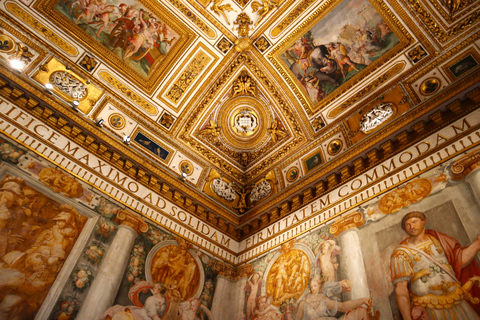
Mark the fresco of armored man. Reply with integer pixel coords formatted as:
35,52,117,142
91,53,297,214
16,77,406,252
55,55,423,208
391,211,480,320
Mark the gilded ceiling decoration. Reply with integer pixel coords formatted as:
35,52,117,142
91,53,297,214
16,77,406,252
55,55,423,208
0,0,479,244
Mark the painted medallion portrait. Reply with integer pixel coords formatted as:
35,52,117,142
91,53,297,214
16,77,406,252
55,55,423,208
150,245,201,301
55,0,179,78
280,0,400,106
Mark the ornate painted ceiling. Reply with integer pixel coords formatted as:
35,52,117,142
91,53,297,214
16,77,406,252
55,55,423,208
0,0,479,244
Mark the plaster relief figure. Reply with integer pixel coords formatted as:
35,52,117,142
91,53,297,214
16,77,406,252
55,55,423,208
211,178,236,201
249,180,272,203
390,211,480,320
314,240,341,282
359,103,394,133
295,275,372,320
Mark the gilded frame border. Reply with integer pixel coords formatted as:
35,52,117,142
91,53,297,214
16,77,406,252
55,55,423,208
33,0,196,95
441,47,480,82
157,42,219,113
131,127,175,164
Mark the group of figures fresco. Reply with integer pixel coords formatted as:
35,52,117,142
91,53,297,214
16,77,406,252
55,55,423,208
240,210,480,320
0,174,87,319
242,236,375,320
281,0,399,105
55,0,178,77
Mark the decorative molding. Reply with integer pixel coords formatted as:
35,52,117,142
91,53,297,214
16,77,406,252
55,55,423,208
329,211,365,237
451,148,480,180
99,71,157,116
165,51,212,104
270,0,316,37
168,0,216,38
6,2,77,56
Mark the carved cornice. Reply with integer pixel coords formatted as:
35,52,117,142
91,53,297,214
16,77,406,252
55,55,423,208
0,69,241,235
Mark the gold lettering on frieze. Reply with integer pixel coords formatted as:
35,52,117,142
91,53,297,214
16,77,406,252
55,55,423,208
6,3,77,56
165,51,211,104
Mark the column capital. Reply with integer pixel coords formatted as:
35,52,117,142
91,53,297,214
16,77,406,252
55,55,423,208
116,210,149,234
451,148,480,180
329,211,365,237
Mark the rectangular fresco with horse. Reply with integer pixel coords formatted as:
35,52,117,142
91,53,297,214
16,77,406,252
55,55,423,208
280,0,399,106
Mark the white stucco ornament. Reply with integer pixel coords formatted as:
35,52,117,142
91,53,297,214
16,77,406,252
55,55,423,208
211,178,236,201
359,102,394,133
249,180,272,203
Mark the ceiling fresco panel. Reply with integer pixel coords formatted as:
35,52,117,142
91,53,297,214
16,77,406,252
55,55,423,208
269,0,412,114
34,0,197,94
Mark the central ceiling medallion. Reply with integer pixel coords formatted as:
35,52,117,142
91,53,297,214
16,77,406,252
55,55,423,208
232,109,259,136
220,96,270,151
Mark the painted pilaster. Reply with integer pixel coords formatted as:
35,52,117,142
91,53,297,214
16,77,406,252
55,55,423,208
76,211,148,320
330,211,369,300
465,168,480,204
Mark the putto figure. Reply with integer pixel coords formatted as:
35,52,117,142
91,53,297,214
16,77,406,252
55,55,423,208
390,211,480,320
